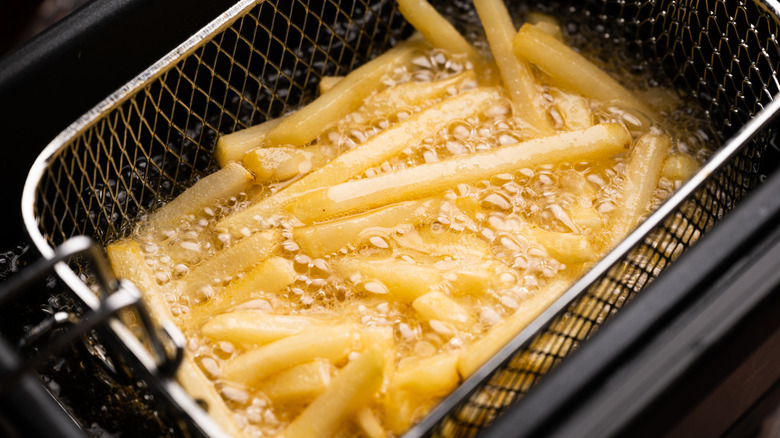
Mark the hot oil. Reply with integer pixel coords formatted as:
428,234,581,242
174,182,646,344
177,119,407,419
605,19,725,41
120,9,714,438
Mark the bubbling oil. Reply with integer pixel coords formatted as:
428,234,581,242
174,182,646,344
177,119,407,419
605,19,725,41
122,25,711,438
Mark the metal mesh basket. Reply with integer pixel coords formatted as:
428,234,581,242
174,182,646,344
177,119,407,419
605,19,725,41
21,0,780,436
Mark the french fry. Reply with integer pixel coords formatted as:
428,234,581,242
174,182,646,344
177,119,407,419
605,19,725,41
177,353,249,438
662,152,699,181
473,0,554,135
449,270,490,296
334,257,442,302
145,162,253,231
359,327,396,391
288,123,632,223
610,131,672,240
217,87,502,236
355,407,386,438
526,12,564,41
394,227,491,260
397,0,481,62
458,276,573,378
525,227,596,265
201,311,325,346
180,256,295,330
260,359,334,404
550,88,594,131
107,242,248,437
176,230,279,300
281,348,384,438
265,35,427,148
413,291,475,328
319,76,344,95
393,352,460,396
215,117,285,167
222,325,355,387
242,146,318,184
570,205,604,234
513,23,654,126
294,199,441,258
359,69,477,114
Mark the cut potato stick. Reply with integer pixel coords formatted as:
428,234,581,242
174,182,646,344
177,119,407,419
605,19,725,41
393,352,460,396
201,311,325,346
662,152,699,181
394,227,491,260
610,131,672,240
215,117,285,167
294,199,441,258
180,256,295,330
281,348,383,438
449,270,490,296
289,123,632,223
474,0,554,135
107,242,247,437
359,327,395,391
413,291,475,328
217,87,502,236
265,35,426,148
242,146,317,184
106,239,174,322
355,407,386,438
222,325,355,387
513,23,654,125
176,230,279,299
458,276,573,378
397,0,481,61
177,353,249,438
526,12,564,41
360,69,477,115
525,227,597,265
550,88,594,131
261,359,334,404
319,76,344,95
145,162,253,231
335,257,442,302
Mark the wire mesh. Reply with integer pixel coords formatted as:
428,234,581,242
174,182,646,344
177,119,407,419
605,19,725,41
24,0,780,436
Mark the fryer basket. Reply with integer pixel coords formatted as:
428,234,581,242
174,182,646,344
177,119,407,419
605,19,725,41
20,0,780,436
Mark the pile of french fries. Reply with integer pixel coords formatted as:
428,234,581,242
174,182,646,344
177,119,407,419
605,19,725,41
107,0,702,436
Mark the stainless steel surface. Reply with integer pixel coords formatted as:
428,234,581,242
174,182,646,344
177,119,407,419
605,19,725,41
19,0,780,436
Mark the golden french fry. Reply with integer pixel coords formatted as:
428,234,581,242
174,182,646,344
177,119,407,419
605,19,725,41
611,131,672,240
394,227,491,260
525,227,596,265
180,256,295,330
662,152,699,181
397,0,481,61
360,69,477,114
201,311,325,346
294,199,441,258
265,35,426,148
175,230,279,300
449,270,490,296
393,352,460,396
526,12,564,41
458,276,574,378
319,76,344,95
145,162,253,231
334,257,442,302
413,291,475,328
513,23,654,125
242,146,315,183
359,326,396,391
474,0,554,135
288,123,632,223
177,353,249,438
281,348,384,438
222,325,354,387
106,239,174,322
355,407,386,438
261,359,334,404
550,88,594,131
215,117,285,167
217,87,502,236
